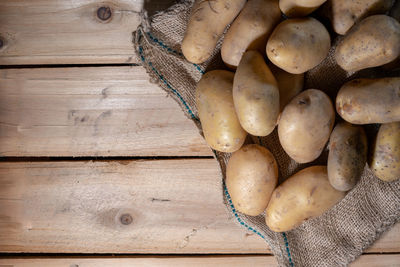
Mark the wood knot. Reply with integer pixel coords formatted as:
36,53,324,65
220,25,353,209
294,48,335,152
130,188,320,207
97,6,112,21
120,213,133,225
0,36,4,50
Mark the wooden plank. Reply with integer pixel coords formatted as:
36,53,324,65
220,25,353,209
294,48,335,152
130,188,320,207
0,67,211,157
0,0,143,65
0,160,398,254
0,254,399,267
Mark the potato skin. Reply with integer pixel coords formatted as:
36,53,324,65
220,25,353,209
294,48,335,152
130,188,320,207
269,64,304,111
328,122,367,191
278,89,335,163
221,0,281,69
370,122,400,182
196,70,247,152
335,15,400,72
226,144,278,216
265,166,346,232
336,78,400,124
279,0,327,17
233,51,280,136
266,18,331,74
182,0,246,64
328,0,395,35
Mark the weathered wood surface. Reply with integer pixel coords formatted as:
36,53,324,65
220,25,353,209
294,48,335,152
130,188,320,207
1,254,399,267
0,0,143,65
0,160,398,254
0,67,211,157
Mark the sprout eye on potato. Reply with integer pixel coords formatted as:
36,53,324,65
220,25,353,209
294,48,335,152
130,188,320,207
196,70,247,153
278,89,335,163
226,144,278,216
266,17,331,74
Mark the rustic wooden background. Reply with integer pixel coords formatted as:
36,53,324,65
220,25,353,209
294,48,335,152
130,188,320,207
0,1,399,266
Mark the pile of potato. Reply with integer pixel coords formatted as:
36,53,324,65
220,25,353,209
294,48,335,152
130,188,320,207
183,0,400,232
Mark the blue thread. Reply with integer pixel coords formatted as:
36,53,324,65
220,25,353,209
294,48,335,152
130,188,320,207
145,32,205,74
282,232,294,266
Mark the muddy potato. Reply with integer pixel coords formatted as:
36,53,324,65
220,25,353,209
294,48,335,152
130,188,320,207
335,15,400,72
328,0,395,35
328,122,368,191
182,0,246,64
370,122,400,182
221,0,281,69
336,78,400,124
278,89,335,163
269,64,304,111
265,166,346,232
196,70,247,152
279,0,327,17
233,51,280,136
226,144,278,216
266,18,331,74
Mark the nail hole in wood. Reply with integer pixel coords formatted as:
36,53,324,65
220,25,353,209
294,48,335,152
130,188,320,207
120,213,133,225
97,6,112,21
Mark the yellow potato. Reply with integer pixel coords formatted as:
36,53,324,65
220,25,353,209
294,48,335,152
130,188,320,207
328,0,395,35
278,89,335,163
279,0,327,17
221,0,281,69
328,122,367,191
370,122,400,182
336,78,400,124
269,64,304,111
266,18,331,74
196,70,247,153
233,51,280,136
265,166,346,232
226,144,278,216
335,15,400,72
182,0,246,64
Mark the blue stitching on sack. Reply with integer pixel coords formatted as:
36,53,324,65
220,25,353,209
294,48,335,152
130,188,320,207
282,232,294,266
145,32,205,74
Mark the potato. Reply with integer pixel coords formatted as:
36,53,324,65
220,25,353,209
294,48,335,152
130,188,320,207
221,0,281,69
226,144,278,216
336,78,400,124
328,122,367,191
196,70,247,152
265,166,346,232
233,51,280,136
335,15,400,72
279,0,327,17
278,89,335,163
370,122,400,182
269,64,304,111
266,18,331,74
328,0,395,35
182,0,246,64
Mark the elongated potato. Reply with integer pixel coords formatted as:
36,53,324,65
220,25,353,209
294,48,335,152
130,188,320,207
370,122,400,182
221,0,281,69
269,64,304,111
336,78,400,124
182,0,246,64
328,122,367,191
266,18,331,74
328,0,395,35
226,144,278,216
278,89,335,163
335,15,400,72
233,51,280,136
265,166,346,232
196,70,247,152
279,0,327,17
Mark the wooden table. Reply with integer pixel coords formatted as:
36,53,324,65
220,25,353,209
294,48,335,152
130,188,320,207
0,1,398,266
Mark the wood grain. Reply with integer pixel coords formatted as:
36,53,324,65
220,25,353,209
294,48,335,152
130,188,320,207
0,160,398,254
1,254,399,267
0,67,211,157
0,0,143,65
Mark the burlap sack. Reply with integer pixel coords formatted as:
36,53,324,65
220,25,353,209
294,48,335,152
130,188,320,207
133,1,400,266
